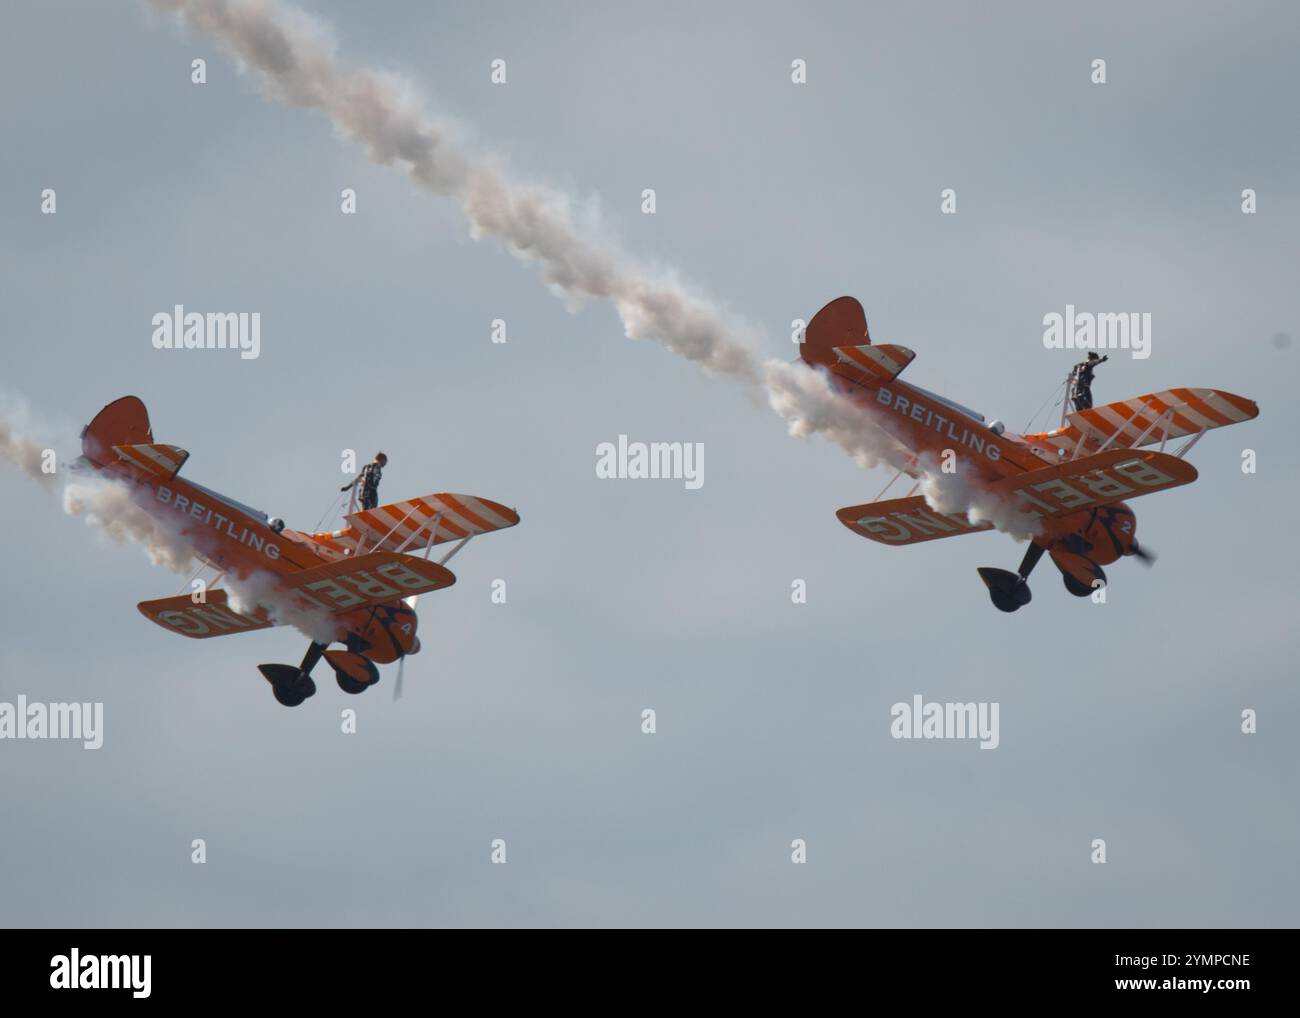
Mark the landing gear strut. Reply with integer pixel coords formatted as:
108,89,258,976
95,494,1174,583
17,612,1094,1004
258,642,325,708
977,543,1045,613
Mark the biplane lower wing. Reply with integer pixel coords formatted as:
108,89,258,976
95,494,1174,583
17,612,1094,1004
138,551,456,639
313,492,520,556
138,589,276,639
839,449,1197,546
837,496,993,545
1029,388,1258,457
990,448,1197,520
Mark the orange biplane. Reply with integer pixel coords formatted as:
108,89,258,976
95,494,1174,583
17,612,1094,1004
803,297,1259,611
79,396,519,705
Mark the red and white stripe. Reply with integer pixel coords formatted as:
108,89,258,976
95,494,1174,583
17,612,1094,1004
1036,388,1257,455
112,443,189,477
833,343,915,381
318,492,519,555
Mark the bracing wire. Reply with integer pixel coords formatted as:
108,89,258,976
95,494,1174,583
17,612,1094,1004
176,559,208,597
311,490,347,533
169,489,346,598
1023,378,1068,434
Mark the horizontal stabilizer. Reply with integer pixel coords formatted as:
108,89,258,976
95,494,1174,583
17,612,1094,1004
138,551,455,639
837,496,992,546
112,443,189,479
831,343,915,382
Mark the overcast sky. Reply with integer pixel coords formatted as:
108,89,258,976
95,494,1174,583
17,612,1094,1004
1,0,1297,927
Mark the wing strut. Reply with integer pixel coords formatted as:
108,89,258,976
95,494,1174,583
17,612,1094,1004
437,534,473,566
1174,427,1208,460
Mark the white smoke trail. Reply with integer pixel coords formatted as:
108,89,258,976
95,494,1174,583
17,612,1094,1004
1,394,204,568
62,471,342,640
763,360,913,471
148,0,1024,535
0,402,370,642
224,569,340,644
1,405,365,641
151,0,765,383
0,401,59,488
62,477,197,574
918,463,1040,540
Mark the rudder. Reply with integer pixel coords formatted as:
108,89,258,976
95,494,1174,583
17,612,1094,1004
82,396,152,467
802,296,870,371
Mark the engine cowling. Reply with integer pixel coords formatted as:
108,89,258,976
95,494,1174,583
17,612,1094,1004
353,601,419,664
1078,503,1137,565
1049,502,1136,582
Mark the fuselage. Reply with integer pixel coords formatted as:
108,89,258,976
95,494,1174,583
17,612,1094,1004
107,467,326,581
78,395,425,668
823,368,1131,551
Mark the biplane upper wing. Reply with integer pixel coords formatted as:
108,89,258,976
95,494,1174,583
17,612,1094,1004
137,551,456,639
313,493,520,556
1028,388,1258,458
837,496,993,545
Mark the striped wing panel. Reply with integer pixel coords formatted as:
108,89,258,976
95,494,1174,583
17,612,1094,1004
1030,388,1257,456
831,343,915,382
112,443,190,479
314,493,519,556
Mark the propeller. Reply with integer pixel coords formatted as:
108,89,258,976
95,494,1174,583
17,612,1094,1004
393,593,419,701
1129,541,1157,566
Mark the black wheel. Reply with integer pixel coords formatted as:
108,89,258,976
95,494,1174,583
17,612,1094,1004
978,567,1031,613
272,679,307,707
330,657,380,694
1063,573,1091,597
336,673,369,695
1063,562,1106,597
990,588,1022,613
259,664,317,708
